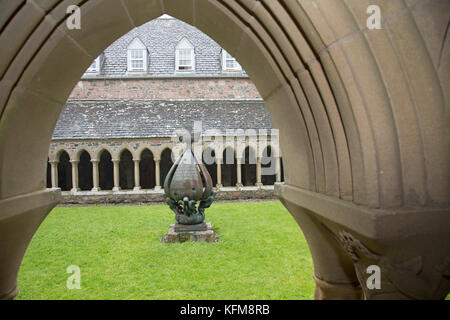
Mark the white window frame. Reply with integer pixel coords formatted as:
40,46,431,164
127,38,148,72
221,49,241,72
175,38,195,72
86,56,100,74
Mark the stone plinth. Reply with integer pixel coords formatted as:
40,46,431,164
162,222,218,243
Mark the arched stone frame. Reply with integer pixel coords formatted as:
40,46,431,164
93,145,115,162
77,150,93,192
57,150,72,191
241,146,257,187
0,0,448,300
221,146,237,187
139,148,156,190
261,145,276,186
134,144,158,162
113,145,138,163
98,148,114,191
159,148,174,189
119,148,135,190
202,145,218,187
73,146,96,162
48,148,70,163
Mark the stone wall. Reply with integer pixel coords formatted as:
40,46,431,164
60,187,276,205
69,77,262,100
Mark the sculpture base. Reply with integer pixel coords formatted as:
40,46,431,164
174,222,207,232
161,222,218,243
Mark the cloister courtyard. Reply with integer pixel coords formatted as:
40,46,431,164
16,201,315,300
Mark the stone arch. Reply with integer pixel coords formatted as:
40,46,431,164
139,148,156,190
135,145,157,161
160,148,174,189
78,150,93,191
115,145,137,162
98,149,113,191
202,146,218,187
222,147,237,187
261,145,276,186
0,0,449,300
57,150,72,191
242,146,257,187
94,146,114,162
55,148,71,161
119,149,135,190
74,146,95,162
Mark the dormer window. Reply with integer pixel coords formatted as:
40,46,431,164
221,49,241,71
86,56,101,74
127,38,147,72
175,38,195,72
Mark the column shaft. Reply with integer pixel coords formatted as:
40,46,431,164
113,160,120,191
155,160,161,189
70,160,79,192
133,160,141,191
216,159,222,188
91,160,100,192
50,161,58,189
236,159,242,188
256,157,262,186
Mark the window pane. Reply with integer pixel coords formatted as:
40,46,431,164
226,60,235,69
132,60,143,69
178,48,192,68
131,49,143,59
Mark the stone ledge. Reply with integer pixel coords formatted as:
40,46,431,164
59,187,276,205
275,183,450,239
0,188,61,221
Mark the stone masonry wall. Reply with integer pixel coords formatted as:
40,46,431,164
60,188,276,205
69,78,262,100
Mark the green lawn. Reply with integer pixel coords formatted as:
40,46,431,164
16,201,315,300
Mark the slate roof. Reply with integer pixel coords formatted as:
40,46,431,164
86,15,246,78
52,100,273,140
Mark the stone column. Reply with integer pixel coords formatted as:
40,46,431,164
275,156,282,183
70,160,80,193
216,158,223,189
256,157,263,187
49,160,58,189
112,159,121,192
236,158,243,188
91,160,100,192
133,159,141,191
155,159,161,190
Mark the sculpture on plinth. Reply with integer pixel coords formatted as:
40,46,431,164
162,132,217,242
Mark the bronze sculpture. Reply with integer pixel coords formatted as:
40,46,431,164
163,133,215,226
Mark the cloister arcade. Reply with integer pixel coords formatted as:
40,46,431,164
47,138,284,194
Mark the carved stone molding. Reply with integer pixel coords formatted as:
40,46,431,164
326,227,449,299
